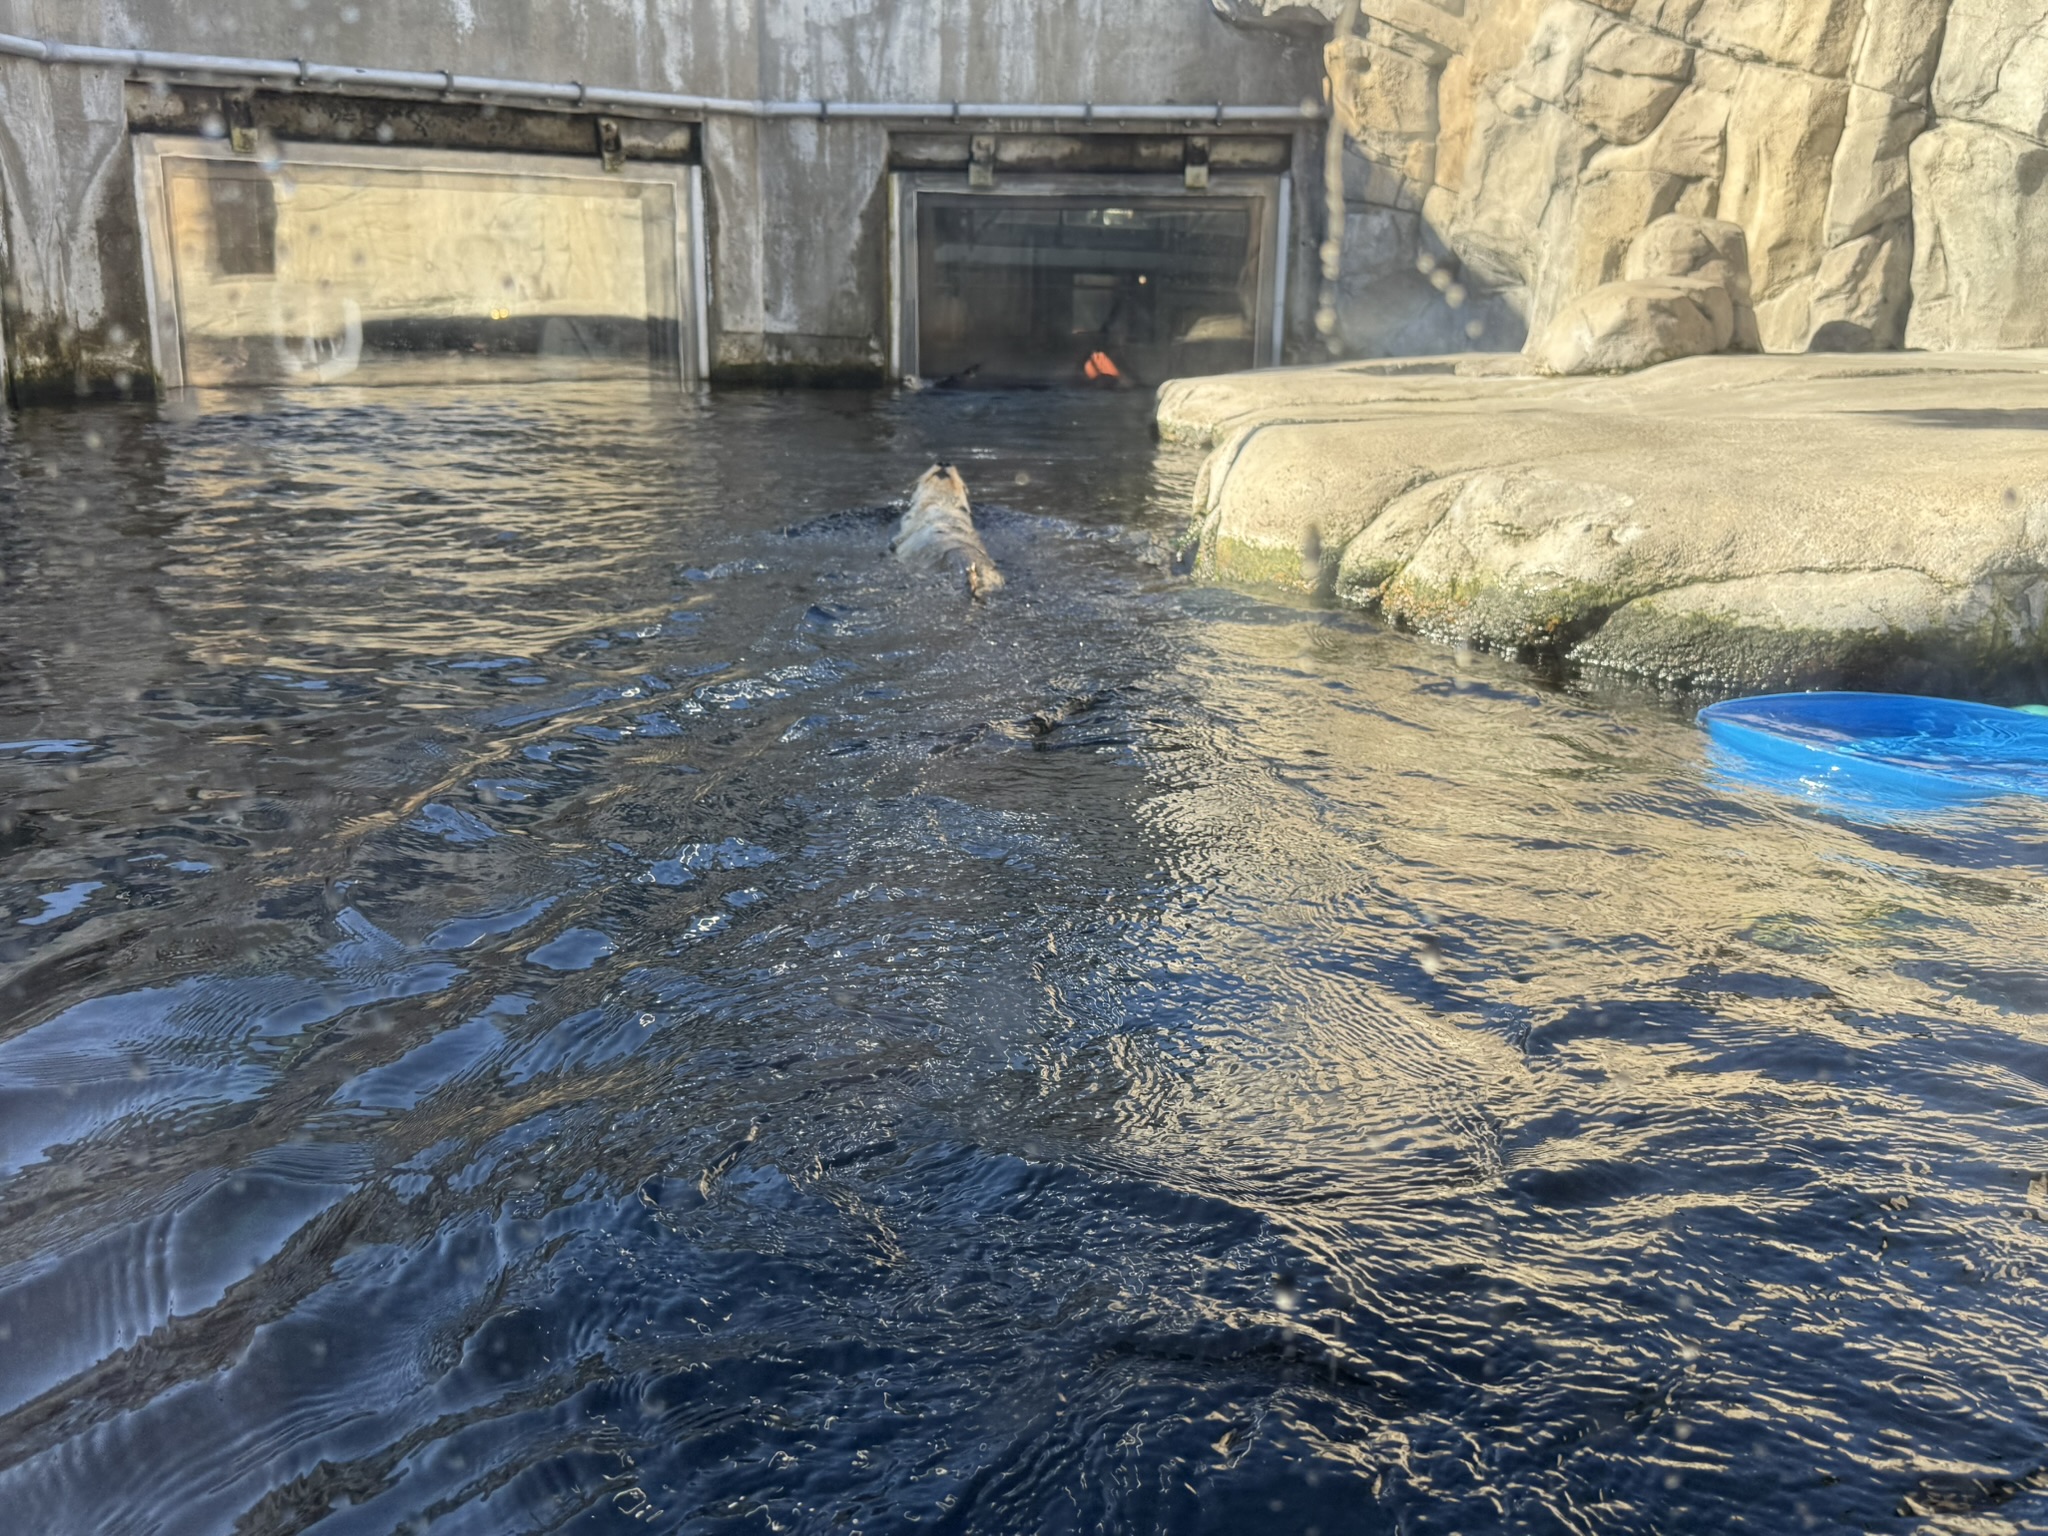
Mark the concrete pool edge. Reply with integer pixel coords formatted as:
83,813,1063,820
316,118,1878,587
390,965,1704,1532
1161,350,2048,692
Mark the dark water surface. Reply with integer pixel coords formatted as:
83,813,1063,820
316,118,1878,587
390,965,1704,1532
4,385,2048,1534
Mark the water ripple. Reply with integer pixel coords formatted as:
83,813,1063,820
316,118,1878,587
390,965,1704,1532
2,386,2047,1531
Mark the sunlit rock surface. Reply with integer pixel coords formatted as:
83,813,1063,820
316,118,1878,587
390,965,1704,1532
1303,0,2048,365
1162,351,2048,689
1529,214,1757,374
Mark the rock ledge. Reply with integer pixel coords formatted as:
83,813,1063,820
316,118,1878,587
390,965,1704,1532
1165,352,2048,691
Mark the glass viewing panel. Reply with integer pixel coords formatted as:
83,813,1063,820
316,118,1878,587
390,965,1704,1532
916,195,1258,387
151,147,686,387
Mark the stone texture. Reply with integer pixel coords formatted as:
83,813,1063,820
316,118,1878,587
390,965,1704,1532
1329,31,1444,193
1823,86,1925,247
1575,16,1693,143
1624,211,1748,285
1912,3,2048,350
1344,142,1427,210
1808,227,1912,349
1448,82,1601,308
1572,570,1966,683
1853,0,1952,98
1314,0,2002,363
1718,65,1850,345
1907,122,2048,350
1643,81,1732,183
1530,212,1754,370
1690,0,1866,77
1532,277,1726,372
1333,203,1496,356
1934,0,2048,143
1162,352,2048,690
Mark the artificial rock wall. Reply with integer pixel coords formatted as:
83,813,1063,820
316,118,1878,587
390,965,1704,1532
1284,0,2048,358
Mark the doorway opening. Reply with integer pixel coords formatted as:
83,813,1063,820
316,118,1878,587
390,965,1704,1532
890,172,1287,389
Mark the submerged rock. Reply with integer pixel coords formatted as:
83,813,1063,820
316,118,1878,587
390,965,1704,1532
1163,351,2048,691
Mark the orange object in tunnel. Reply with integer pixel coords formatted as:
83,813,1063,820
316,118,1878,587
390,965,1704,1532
1083,350,1121,381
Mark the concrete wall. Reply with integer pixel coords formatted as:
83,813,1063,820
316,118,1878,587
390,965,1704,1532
0,0,1319,399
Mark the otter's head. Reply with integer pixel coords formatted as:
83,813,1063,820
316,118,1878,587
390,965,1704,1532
916,463,968,499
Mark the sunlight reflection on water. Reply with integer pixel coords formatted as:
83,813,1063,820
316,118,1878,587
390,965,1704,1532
1,384,2047,1532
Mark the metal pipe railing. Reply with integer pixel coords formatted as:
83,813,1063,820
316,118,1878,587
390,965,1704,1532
0,29,1323,124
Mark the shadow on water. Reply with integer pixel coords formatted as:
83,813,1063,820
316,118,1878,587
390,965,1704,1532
3,383,2048,1532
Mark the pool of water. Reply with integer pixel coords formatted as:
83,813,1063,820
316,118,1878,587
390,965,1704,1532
4,385,2048,1533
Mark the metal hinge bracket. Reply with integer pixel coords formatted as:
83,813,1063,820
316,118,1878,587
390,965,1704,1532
1184,135,1211,191
225,97,257,155
969,134,997,189
596,117,625,173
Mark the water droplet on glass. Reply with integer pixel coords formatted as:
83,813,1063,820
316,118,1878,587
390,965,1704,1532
1272,1272,1301,1313
1417,937,1445,977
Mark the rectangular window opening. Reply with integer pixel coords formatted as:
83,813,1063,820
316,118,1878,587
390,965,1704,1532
900,182,1281,389
135,136,706,390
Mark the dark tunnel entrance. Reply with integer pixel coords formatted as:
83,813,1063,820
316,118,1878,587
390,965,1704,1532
891,164,1286,389
915,196,1259,387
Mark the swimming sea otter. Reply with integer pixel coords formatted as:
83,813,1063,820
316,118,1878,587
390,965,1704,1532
890,464,1005,600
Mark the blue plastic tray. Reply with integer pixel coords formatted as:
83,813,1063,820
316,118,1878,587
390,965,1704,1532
1699,692,2048,807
